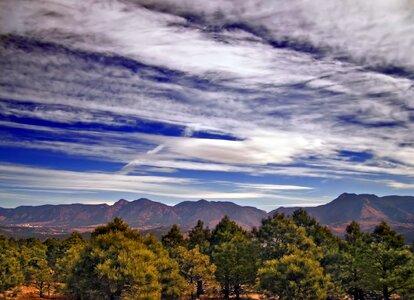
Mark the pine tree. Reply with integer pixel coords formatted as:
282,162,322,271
212,233,258,299
258,251,331,300
0,236,24,299
255,213,318,261
367,222,414,299
162,224,186,251
174,245,216,299
188,220,211,254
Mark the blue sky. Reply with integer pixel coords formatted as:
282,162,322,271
0,0,414,211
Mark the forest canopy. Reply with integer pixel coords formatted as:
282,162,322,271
1,211,414,300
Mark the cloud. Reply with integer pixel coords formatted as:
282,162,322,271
135,0,414,70
0,164,268,200
234,183,313,191
1,0,414,207
383,180,414,189
0,163,326,210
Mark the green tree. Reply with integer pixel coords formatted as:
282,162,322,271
188,220,211,254
292,209,339,251
92,217,133,238
162,224,186,251
0,236,24,299
64,218,188,300
255,213,317,261
210,216,244,247
68,231,161,300
335,221,373,300
175,246,216,299
144,235,188,300
258,252,331,300
367,222,414,300
212,233,258,299
55,241,85,298
61,232,85,253
371,221,404,248
20,239,53,297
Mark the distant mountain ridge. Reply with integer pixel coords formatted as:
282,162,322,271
272,193,414,240
1,194,414,240
0,198,268,230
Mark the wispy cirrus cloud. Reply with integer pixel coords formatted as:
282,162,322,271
0,0,414,208
0,163,317,209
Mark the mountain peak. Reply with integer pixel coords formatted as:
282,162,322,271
132,198,156,204
338,192,356,197
336,193,378,201
114,199,129,206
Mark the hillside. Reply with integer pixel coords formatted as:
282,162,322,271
272,193,414,240
0,198,267,232
1,193,414,240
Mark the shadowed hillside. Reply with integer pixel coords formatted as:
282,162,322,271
272,193,414,240
0,198,267,231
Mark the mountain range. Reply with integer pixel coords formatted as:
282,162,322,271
273,193,414,241
0,198,267,230
1,193,414,241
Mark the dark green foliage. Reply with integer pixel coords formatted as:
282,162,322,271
3,215,414,300
161,224,186,250
292,209,339,250
258,252,331,300
91,217,132,237
19,239,53,297
335,222,372,299
0,235,24,297
330,221,414,300
143,235,188,300
63,219,190,300
367,222,414,299
175,245,216,299
211,215,245,247
188,220,211,254
255,213,317,261
210,216,257,299
372,221,405,248
212,233,258,299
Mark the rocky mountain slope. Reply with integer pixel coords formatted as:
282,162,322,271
272,193,414,240
1,193,414,240
0,198,267,230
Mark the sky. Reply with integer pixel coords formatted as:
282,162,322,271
0,0,414,211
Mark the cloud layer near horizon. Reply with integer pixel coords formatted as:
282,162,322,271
0,0,414,208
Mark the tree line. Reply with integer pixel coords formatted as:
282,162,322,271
1,209,414,299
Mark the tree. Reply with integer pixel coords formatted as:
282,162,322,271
210,216,245,248
55,242,85,298
291,209,317,228
92,217,133,237
64,219,189,300
144,235,188,300
188,220,211,254
371,221,404,248
44,238,61,268
336,221,373,300
162,224,186,251
174,246,216,299
368,243,414,300
67,231,162,300
20,239,53,298
212,233,258,299
258,252,331,300
0,236,24,299
367,222,414,300
61,232,85,252
292,209,339,252
255,213,317,261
